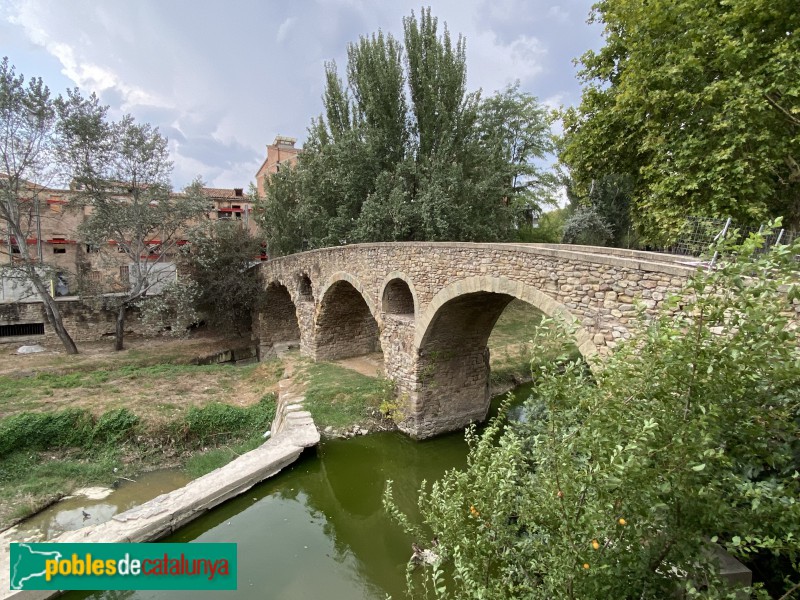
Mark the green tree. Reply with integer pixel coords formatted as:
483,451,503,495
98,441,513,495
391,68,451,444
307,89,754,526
516,208,567,243
561,205,614,246
183,217,264,335
0,58,79,353
387,227,800,598
258,9,554,254
58,98,207,350
561,0,800,241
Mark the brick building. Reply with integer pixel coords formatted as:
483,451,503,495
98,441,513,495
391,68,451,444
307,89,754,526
254,135,301,197
1,182,259,302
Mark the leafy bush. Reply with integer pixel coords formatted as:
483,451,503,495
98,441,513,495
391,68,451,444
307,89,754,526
387,226,800,598
561,205,614,246
0,409,95,457
92,408,140,445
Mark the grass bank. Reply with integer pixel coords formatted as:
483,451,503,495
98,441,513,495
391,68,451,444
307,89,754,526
296,359,394,431
0,396,277,528
0,336,284,529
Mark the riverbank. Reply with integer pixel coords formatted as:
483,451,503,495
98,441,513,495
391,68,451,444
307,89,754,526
0,300,554,529
1,365,320,599
0,335,285,530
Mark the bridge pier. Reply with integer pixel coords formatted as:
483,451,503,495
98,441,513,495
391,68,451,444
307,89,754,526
399,345,493,439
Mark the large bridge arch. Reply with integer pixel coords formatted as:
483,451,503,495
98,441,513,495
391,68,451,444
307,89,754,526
313,272,381,360
414,276,598,359
401,276,599,438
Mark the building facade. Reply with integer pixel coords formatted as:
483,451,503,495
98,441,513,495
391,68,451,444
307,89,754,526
254,135,301,197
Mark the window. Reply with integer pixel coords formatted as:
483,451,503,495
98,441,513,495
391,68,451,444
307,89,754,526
89,271,102,282
119,265,130,285
0,323,44,337
53,245,66,254
86,244,100,253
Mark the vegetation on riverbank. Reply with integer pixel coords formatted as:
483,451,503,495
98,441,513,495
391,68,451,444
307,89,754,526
299,360,395,431
387,230,800,598
0,396,276,529
0,336,283,529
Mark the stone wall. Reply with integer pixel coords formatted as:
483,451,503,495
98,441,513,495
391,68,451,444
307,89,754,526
0,299,154,345
257,242,699,438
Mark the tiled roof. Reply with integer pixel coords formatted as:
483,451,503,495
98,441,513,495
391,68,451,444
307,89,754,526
200,187,244,199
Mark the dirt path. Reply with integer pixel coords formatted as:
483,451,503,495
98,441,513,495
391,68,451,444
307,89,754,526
332,352,384,378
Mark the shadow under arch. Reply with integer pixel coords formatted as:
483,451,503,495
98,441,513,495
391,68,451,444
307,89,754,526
313,272,381,361
380,271,417,316
259,280,301,349
404,276,598,439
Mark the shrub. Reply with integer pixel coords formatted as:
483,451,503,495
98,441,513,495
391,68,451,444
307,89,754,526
561,205,613,246
0,409,95,457
92,408,140,445
387,225,800,598
181,395,276,446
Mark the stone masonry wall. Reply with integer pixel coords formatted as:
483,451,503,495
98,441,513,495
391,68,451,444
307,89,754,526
0,299,153,345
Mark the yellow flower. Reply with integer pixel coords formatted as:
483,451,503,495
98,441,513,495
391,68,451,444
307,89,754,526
592,539,600,550
583,563,590,570
618,518,627,526
469,505,480,517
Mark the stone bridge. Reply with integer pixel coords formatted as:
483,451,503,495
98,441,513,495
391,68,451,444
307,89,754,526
254,243,698,439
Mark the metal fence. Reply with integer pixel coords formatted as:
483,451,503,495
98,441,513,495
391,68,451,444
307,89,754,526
665,217,797,258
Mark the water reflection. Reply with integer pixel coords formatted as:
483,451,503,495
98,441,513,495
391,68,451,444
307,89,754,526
64,387,531,600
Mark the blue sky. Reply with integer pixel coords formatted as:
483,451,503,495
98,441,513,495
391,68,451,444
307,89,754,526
1,0,603,190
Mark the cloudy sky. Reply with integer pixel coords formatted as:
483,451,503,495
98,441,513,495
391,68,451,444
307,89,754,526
1,0,604,190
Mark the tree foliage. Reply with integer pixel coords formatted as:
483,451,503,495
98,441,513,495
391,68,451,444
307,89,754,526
0,58,78,353
257,9,555,254
561,0,800,242
182,217,264,335
387,226,800,598
561,205,614,246
58,96,208,350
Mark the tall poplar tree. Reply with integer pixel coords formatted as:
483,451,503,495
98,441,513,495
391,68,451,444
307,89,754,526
259,9,555,253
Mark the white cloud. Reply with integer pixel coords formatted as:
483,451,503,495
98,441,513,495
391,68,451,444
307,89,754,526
467,31,547,93
277,17,297,43
8,3,170,112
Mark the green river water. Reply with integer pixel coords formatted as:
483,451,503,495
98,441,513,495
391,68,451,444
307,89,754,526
59,385,531,600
